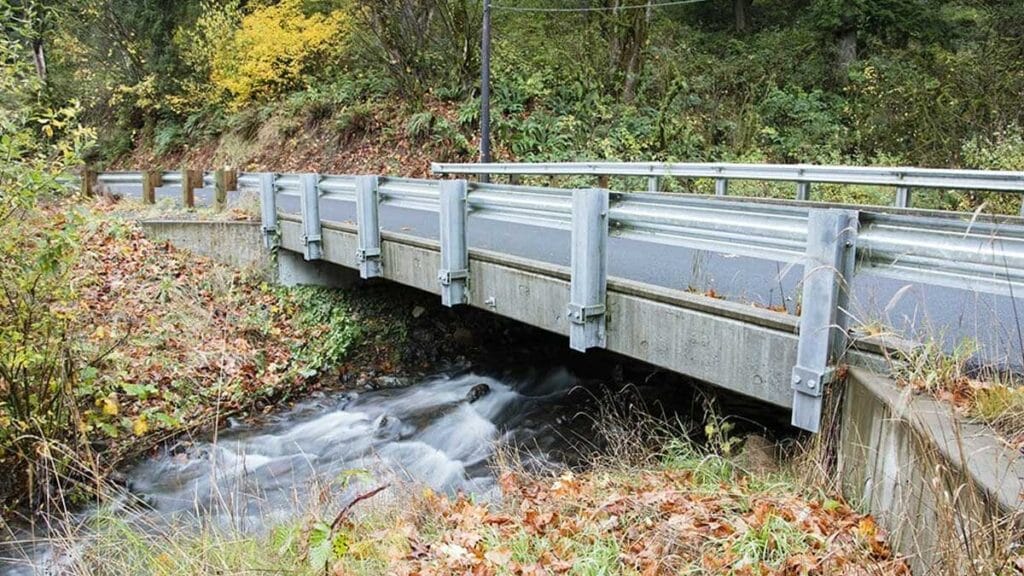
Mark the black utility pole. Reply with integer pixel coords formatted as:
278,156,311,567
480,0,492,183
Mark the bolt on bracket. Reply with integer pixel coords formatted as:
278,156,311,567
567,303,606,325
791,365,836,396
438,269,468,286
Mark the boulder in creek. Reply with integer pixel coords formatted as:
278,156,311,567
466,383,491,403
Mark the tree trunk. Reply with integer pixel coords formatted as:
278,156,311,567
834,0,858,80
621,0,653,102
835,29,857,76
31,39,46,83
607,0,621,73
734,0,752,33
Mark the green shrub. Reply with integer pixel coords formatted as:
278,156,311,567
333,102,377,142
757,87,845,163
406,110,436,140
282,287,362,377
960,127,1024,215
153,121,184,156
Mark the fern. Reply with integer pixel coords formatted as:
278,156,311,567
405,110,435,140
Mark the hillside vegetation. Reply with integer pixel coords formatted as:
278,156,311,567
10,0,1024,209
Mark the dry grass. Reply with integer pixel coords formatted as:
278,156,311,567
108,191,261,222
972,384,1024,443
857,318,1024,450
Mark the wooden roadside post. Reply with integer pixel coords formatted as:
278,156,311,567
181,167,200,209
225,167,237,193
142,169,161,204
214,167,237,211
214,168,227,210
80,167,95,197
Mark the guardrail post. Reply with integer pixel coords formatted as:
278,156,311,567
180,167,199,209
258,173,277,249
438,180,469,306
355,175,383,279
213,167,236,210
647,177,659,193
215,167,227,210
142,169,161,204
715,178,728,196
791,208,859,432
80,168,95,197
568,188,609,351
894,186,911,208
796,182,811,201
299,173,322,260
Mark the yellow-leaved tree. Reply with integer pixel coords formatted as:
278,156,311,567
211,0,350,106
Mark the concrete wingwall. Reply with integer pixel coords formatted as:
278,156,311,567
840,368,1024,574
139,220,270,270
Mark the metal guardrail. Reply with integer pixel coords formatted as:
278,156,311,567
92,167,1024,432
98,167,1024,295
237,172,260,190
379,177,439,212
97,172,143,185
432,162,1024,211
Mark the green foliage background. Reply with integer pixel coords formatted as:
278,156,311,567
8,0,1021,196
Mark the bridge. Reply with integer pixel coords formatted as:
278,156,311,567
92,162,1024,433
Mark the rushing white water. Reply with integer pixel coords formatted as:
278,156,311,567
1,369,587,574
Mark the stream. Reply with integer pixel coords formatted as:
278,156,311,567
2,367,622,574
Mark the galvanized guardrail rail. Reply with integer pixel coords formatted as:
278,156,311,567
89,162,1024,432
432,161,1024,212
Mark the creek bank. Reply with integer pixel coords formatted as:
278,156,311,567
0,202,566,514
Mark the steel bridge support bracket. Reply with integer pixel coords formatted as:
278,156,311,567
438,180,469,306
895,186,912,208
569,188,610,351
791,208,859,432
796,181,811,201
259,173,278,249
299,173,322,261
355,175,383,278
